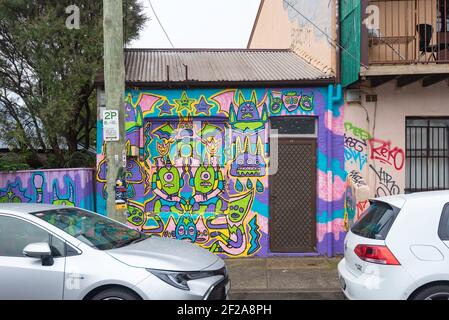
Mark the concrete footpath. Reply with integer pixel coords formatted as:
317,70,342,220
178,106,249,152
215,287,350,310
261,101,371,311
226,257,345,300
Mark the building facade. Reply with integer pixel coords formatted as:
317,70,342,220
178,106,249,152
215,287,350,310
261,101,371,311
245,0,449,237
341,0,449,228
248,0,338,76
96,49,346,257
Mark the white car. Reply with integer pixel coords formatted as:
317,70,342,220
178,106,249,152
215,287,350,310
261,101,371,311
338,190,449,300
0,203,229,300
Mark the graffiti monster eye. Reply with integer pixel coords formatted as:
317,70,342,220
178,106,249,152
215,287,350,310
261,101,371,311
178,226,185,235
201,171,211,181
164,173,174,182
188,226,195,235
247,158,253,165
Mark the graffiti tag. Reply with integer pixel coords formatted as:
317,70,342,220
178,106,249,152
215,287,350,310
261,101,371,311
345,149,367,171
368,138,404,170
347,170,367,188
357,200,370,218
370,165,401,197
345,136,367,153
344,122,371,141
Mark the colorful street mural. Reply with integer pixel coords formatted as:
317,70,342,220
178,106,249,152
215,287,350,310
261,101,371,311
0,168,95,210
96,85,345,257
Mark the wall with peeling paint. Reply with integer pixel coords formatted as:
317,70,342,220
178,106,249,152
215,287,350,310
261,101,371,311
248,0,337,75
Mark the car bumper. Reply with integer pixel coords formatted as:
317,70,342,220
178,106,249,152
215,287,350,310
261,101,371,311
338,258,413,300
203,276,231,300
133,272,230,300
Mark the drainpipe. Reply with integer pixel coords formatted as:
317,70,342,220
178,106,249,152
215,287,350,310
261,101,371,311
336,0,342,84
327,84,342,257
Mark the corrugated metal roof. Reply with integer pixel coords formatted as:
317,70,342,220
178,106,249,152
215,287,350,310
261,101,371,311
115,49,332,86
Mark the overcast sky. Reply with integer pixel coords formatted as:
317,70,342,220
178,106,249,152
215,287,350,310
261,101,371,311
128,0,261,49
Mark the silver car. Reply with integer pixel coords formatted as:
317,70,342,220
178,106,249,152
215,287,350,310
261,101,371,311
0,203,229,300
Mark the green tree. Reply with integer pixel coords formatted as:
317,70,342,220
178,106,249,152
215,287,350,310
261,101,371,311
0,0,146,168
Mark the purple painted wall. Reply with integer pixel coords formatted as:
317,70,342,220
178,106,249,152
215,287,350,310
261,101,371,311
0,168,95,211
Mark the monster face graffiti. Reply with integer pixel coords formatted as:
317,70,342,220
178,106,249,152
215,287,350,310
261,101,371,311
229,91,268,132
192,163,225,214
230,137,267,177
95,86,344,258
208,189,255,256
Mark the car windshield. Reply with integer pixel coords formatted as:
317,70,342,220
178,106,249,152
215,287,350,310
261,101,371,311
31,208,148,250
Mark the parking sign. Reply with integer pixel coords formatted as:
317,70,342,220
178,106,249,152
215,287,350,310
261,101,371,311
103,109,119,141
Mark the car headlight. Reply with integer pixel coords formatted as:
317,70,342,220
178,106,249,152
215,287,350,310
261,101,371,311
146,269,219,291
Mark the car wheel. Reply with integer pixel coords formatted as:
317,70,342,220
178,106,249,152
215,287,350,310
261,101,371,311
412,285,449,300
90,287,141,300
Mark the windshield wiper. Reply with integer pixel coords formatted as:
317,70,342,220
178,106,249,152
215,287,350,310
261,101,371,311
115,234,147,248
130,236,147,244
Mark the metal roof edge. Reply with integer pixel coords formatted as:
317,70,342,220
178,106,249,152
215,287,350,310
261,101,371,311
122,78,335,89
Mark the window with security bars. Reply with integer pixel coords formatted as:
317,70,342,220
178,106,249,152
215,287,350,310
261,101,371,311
406,118,449,193
270,117,317,136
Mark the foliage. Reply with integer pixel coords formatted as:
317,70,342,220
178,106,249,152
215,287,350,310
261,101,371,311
0,0,146,168
0,152,31,171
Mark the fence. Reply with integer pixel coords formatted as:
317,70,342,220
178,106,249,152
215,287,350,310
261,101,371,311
0,168,95,211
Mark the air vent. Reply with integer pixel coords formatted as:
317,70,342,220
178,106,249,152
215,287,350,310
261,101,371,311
345,89,362,103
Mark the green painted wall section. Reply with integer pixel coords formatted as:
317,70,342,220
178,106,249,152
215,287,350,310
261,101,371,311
340,0,361,87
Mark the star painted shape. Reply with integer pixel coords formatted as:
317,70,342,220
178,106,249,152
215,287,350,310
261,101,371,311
7,188,14,198
157,100,175,116
174,91,195,112
194,96,213,115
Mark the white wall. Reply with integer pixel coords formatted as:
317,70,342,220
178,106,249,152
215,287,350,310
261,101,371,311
345,81,449,209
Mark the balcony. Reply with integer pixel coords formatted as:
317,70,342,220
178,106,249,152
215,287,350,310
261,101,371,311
365,0,449,64
360,0,449,85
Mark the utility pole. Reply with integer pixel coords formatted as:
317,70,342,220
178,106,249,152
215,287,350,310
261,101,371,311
103,0,127,223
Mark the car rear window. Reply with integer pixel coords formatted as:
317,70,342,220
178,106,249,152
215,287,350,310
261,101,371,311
438,203,449,240
351,201,400,240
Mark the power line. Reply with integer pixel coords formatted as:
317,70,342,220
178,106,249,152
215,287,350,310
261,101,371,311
148,0,187,77
282,0,367,68
124,0,128,44
148,0,176,49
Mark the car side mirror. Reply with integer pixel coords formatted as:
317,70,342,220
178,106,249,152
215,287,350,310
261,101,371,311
23,242,54,266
